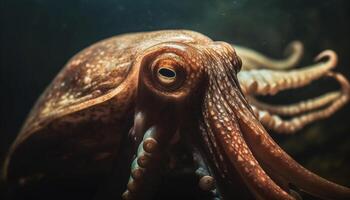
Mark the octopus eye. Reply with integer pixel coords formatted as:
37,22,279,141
157,67,177,84
150,56,186,91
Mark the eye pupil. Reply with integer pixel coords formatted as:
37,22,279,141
158,67,176,78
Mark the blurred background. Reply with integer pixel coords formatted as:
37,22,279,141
1,0,349,199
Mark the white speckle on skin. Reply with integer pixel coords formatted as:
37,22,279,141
237,155,243,162
84,76,92,84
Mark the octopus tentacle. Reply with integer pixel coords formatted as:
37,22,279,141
249,72,350,133
225,80,350,199
238,50,338,95
192,147,221,199
123,127,160,200
207,50,350,198
204,93,295,200
234,41,303,70
201,105,231,180
248,91,340,116
202,56,295,199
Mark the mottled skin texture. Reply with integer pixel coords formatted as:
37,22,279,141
3,30,350,200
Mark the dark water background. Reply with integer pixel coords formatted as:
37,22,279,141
1,0,349,199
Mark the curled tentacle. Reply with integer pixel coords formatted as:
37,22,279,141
207,54,350,199
238,50,338,95
226,83,350,199
248,91,340,116
249,72,350,134
235,41,303,70
123,127,162,200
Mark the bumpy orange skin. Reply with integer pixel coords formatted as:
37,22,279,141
3,30,213,187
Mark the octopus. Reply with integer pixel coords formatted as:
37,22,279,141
2,30,350,200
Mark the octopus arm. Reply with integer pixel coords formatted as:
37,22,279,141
238,50,337,95
249,72,350,133
232,88,350,199
203,82,295,200
234,41,303,70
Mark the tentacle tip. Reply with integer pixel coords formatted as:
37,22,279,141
331,72,350,95
314,50,338,66
285,40,304,56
